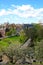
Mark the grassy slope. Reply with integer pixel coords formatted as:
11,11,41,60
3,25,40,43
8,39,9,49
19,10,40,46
0,36,21,51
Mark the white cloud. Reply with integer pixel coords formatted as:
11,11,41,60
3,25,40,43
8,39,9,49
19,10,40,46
17,5,34,11
0,9,6,16
0,9,12,16
0,5,43,18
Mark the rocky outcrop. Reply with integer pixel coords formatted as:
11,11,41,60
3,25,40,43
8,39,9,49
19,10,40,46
15,57,32,65
0,54,10,65
20,38,31,49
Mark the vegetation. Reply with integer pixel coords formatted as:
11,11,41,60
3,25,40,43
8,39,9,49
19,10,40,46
0,36,21,51
0,23,43,65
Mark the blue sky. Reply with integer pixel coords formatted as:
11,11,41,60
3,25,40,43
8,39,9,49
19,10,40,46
0,0,43,24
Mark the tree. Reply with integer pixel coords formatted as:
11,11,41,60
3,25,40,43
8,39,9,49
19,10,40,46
6,25,16,36
19,30,27,43
35,40,43,63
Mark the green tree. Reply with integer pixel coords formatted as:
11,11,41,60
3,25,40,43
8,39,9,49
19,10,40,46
35,40,43,63
19,30,27,43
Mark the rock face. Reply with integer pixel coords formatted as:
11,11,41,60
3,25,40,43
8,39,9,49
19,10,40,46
15,57,32,65
15,58,23,64
20,38,31,49
0,54,10,65
2,54,9,63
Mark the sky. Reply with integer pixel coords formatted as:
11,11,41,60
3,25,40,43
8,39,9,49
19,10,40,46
0,0,43,24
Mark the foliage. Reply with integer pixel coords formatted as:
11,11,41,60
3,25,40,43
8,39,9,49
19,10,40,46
6,26,16,36
0,23,43,64
35,40,43,61
19,30,27,43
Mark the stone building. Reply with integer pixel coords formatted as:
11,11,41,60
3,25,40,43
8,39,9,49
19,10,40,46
0,28,5,38
0,23,9,38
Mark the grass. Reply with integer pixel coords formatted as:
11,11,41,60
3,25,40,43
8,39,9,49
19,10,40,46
0,36,21,51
